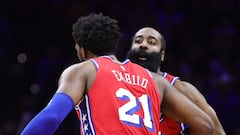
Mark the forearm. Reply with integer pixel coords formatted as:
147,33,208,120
162,89,214,135
187,116,214,135
175,81,225,134
206,106,226,135
21,93,74,135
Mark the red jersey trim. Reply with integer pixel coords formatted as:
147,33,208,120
162,72,179,85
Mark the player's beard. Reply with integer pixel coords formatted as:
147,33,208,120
126,49,161,72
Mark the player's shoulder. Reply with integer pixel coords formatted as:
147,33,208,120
174,79,194,90
60,60,95,79
65,60,93,71
151,72,170,86
150,72,172,99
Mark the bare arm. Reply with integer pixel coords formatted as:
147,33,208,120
57,61,94,105
174,80,226,135
153,74,214,135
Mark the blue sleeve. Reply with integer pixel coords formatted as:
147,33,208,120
21,93,75,135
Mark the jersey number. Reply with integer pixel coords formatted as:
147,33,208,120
116,88,154,131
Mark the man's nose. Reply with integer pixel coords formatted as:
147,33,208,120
139,40,149,49
139,43,148,50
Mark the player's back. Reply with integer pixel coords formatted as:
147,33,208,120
77,56,161,135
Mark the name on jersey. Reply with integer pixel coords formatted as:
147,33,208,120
111,70,148,89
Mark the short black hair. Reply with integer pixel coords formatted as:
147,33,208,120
72,13,122,55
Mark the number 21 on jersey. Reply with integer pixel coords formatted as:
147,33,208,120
116,88,155,132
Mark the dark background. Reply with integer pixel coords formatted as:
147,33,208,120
1,0,240,134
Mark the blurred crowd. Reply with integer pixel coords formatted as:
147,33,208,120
0,0,239,134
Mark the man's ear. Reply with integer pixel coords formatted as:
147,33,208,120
76,44,96,61
80,47,95,60
75,44,85,61
160,50,165,61
79,47,88,61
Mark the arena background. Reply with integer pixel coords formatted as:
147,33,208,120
0,0,239,134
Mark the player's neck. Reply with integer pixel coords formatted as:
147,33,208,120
157,68,163,75
108,54,122,64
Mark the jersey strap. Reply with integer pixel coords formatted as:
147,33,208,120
162,72,179,85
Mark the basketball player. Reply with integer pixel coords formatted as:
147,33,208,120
127,27,226,135
21,13,214,135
